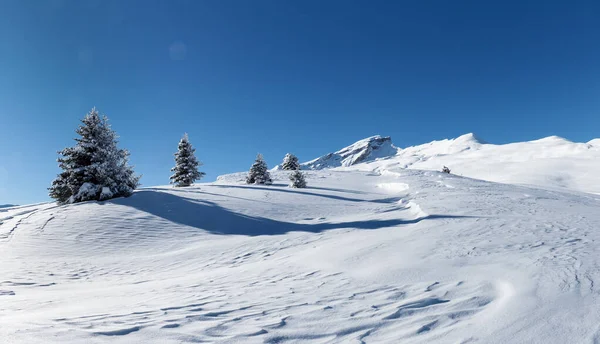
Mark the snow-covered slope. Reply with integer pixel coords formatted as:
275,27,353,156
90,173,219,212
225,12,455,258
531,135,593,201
310,133,600,194
2,169,600,343
301,135,399,170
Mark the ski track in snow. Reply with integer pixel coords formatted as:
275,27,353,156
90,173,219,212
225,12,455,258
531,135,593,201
1,170,600,343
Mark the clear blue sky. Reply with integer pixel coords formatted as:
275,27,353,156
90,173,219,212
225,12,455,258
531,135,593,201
1,0,598,205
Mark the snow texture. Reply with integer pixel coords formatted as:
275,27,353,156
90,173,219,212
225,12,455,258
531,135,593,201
1,133,600,343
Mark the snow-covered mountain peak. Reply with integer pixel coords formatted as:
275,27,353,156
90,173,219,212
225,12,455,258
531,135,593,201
396,133,486,157
335,135,393,156
302,135,398,170
297,133,600,194
453,132,487,145
531,135,573,144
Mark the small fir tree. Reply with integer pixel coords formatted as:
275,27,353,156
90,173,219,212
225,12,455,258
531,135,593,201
170,134,205,187
49,108,140,204
246,154,272,185
281,153,300,170
289,168,307,188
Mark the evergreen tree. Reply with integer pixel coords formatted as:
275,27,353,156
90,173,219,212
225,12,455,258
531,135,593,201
49,108,140,204
289,168,307,188
246,154,272,185
281,153,300,170
170,134,205,187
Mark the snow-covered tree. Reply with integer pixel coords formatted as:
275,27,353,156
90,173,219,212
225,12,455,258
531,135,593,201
281,153,300,170
170,133,205,187
289,168,307,188
246,154,272,185
49,108,140,204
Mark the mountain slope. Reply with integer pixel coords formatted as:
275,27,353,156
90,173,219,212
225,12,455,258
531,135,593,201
2,169,600,343
308,133,600,194
301,135,399,170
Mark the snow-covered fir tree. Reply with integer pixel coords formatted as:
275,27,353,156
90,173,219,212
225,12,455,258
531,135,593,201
170,134,205,187
49,108,140,204
246,154,272,185
289,168,307,188
281,153,300,170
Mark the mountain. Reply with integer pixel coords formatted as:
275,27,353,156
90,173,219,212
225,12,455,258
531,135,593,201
0,204,16,209
304,133,600,194
301,135,399,170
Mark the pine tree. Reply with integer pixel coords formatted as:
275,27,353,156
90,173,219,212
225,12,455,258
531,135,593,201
289,168,307,188
170,134,205,187
246,154,272,185
49,108,140,204
281,153,300,170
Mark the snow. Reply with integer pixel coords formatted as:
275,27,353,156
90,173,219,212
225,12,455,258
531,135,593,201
100,186,114,201
2,162,600,343
71,182,101,203
330,133,600,194
0,204,17,209
588,138,600,147
2,133,600,343
302,135,399,169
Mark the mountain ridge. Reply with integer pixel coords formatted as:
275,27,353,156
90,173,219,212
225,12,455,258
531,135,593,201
298,133,600,194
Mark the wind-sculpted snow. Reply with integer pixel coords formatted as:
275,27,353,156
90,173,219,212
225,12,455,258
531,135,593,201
1,170,600,343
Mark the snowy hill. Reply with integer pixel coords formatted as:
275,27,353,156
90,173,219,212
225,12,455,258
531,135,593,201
0,204,17,209
305,133,600,194
2,168,600,343
301,135,399,170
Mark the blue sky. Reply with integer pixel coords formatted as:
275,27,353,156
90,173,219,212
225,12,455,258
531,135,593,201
1,0,598,205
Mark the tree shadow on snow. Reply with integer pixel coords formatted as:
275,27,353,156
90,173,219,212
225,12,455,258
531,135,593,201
210,184,370,203
111,190,474,236
141,187,267,203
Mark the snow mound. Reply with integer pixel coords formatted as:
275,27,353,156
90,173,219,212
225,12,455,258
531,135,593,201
588,138,600,147
302,135,399,170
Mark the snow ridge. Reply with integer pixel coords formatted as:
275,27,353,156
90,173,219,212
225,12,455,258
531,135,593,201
302,135,399,170
302,133,600,195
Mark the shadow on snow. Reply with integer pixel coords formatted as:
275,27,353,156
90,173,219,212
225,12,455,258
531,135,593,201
111,190,474,236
